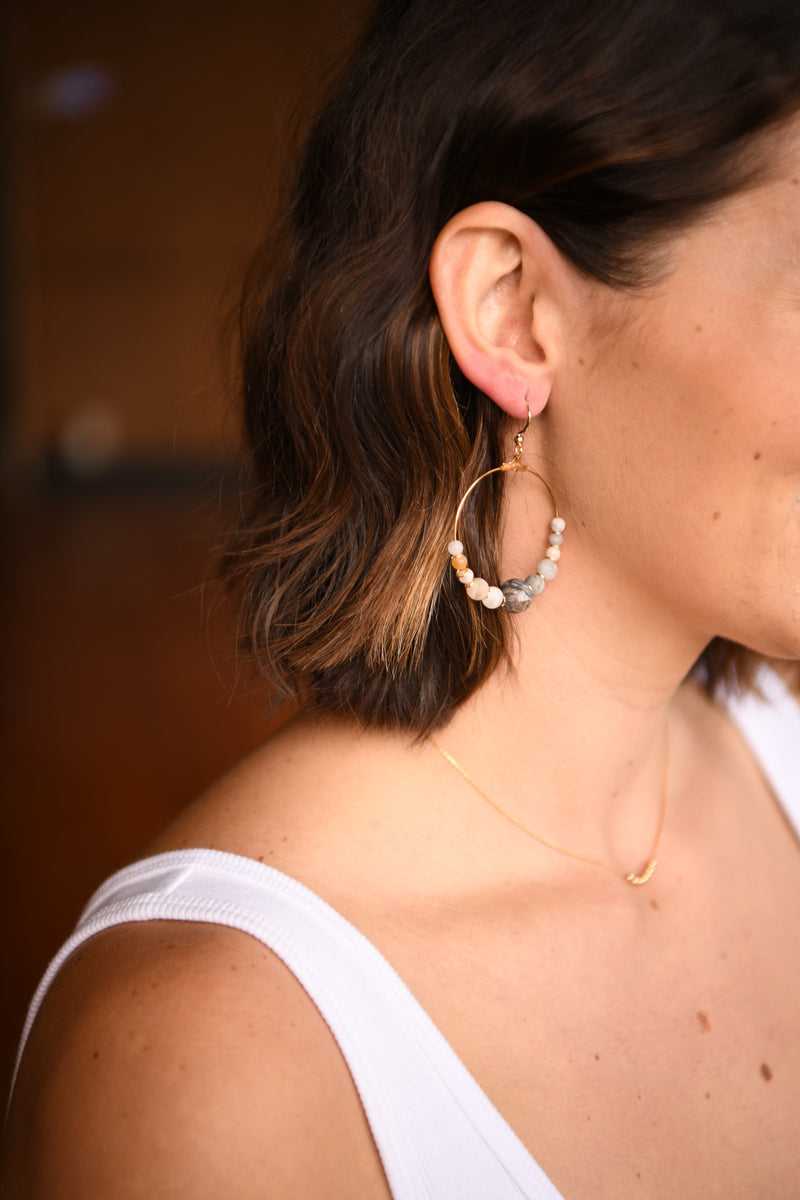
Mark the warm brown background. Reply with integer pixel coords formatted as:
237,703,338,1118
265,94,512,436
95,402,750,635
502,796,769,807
2,0,366,1105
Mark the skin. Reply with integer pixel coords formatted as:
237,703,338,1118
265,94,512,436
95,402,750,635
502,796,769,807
3,134,800,1198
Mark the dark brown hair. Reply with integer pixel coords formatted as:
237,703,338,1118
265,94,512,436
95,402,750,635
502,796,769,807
226,0,800,734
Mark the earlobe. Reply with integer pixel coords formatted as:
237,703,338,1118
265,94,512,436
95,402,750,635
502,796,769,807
429,202,557,420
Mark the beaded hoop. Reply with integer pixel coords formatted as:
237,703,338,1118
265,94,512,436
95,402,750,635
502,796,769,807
448,412,564,613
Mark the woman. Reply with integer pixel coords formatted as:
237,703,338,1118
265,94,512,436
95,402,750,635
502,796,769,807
3,0,800,1196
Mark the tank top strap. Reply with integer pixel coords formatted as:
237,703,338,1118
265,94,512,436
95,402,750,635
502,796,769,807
14,847,564,1200
724,665,800,825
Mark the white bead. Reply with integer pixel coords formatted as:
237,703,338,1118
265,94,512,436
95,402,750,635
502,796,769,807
550,517,566,534
456,568,474,584
448,540,464,556
466,577,490,601
481,586,504,609
537,558,557,581
546,546,561,561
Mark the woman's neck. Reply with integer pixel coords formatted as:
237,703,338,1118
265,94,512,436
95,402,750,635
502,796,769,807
435,563,706,880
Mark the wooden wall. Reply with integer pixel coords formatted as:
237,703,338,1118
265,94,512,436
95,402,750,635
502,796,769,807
6,0,366,476
1,0,367,1103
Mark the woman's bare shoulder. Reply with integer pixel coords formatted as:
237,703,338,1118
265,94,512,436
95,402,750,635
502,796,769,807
144,714,426,900
2,917,388,1199
2,720,415,1196
147,714,369,852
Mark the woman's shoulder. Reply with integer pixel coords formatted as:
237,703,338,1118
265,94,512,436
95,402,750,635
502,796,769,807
2,716,399,1198
145,713,434,907
150,713,384,847
3,911,388,1198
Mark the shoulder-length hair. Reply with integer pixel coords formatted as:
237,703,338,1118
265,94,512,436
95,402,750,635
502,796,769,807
225,0,800,735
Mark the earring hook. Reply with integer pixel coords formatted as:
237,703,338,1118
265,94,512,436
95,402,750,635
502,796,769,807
513,401,531,459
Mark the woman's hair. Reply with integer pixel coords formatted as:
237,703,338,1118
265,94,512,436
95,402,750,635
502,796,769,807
225,0,800,735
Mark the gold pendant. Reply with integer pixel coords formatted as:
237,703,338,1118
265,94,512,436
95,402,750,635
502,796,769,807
625,859,657,886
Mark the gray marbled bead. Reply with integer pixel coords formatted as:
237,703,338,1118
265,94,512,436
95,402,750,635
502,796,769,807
548,533,564,546
500,578,534,612
525,573,546,596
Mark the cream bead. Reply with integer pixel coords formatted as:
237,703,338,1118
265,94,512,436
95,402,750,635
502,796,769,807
447,540,464,556
466,577,490,601
550,517,566,534
456,568,474,584
482,586,504,609
546,546,561,561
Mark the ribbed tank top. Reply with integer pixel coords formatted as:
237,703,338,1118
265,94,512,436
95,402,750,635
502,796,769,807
13,672,800,1199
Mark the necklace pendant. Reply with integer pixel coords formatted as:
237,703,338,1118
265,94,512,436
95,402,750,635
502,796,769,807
625,858,657,886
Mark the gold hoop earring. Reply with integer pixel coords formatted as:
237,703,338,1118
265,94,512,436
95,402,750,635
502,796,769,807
447,406,565,613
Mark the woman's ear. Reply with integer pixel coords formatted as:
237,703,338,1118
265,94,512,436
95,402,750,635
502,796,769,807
429,201,563,420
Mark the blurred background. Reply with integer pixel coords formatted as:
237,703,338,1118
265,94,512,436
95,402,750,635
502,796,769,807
1,0,366,1101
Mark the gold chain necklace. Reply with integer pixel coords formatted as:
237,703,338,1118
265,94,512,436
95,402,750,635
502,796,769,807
430,732,669,886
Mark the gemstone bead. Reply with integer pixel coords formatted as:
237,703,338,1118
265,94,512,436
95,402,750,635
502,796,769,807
482,586,504,609
537,558,557,581
456,568,474,584
551,517,566,534
466,577,490,601
451,553,468,571
548,533,563,546
525,573,546,596
500,578,533,612
447,540,464,556
546,546,561,561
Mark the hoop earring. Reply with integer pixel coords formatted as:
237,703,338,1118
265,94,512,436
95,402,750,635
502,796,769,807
447,406,565,613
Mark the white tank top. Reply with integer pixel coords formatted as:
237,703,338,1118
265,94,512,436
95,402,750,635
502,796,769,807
14,673,800,1200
